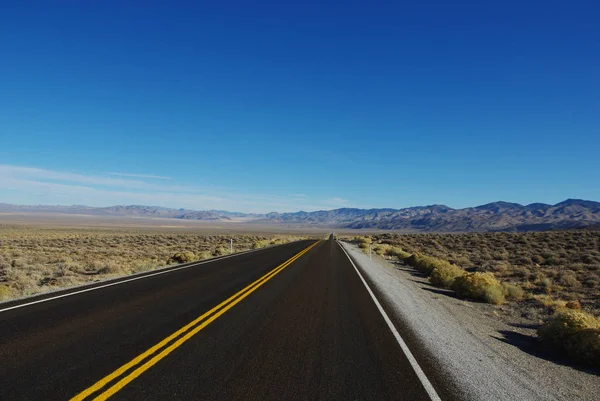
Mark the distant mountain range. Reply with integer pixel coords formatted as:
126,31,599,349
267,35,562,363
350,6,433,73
0,204,255,222
264,199,600,232
1,199,599,232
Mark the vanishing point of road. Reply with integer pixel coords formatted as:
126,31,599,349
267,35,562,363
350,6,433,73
0,236,447,400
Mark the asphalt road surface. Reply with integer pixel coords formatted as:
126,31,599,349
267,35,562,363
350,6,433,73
0,237,441,400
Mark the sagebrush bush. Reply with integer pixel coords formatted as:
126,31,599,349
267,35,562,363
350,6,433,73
130,260,159,273
405,253,456,276
197,251,213,260
385,247,411,260
538,309,600,347
429,264,464,288
96,260,125,275
373,244,390,255
168,251,197,264
540,277,553,294
0,285,15,301
533,294,566,310
484,285,506,305
502,282,525,300
357,237,372,245
564,328,600,367
538,309,600,366
559,273,581,288
213,247,229,256
253,240,271,249
451,272,505,305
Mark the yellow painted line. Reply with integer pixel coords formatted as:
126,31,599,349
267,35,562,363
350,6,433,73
70,240,320,401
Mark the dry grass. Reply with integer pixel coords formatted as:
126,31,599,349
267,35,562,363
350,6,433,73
0,225,307,301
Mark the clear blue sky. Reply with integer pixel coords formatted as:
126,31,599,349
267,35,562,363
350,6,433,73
1,1,598,213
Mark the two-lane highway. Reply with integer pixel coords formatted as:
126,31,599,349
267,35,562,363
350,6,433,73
0,237,438,400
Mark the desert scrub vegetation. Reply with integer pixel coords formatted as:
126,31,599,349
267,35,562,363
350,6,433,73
352,231,600,315
168,251,200,264
538,309,600,367
429,263,464,289
451,272,505,305
0,225,306,301
405,253,457,276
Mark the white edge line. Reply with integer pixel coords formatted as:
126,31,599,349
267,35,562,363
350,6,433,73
336,240,443,401
0,243,292,314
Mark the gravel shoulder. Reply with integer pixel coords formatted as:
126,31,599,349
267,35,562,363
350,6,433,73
340,241,599,401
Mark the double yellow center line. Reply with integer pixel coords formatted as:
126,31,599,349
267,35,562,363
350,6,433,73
71,240,320,401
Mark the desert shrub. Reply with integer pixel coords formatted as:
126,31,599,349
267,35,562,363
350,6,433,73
566,300,582,310
542,256,563,266
11,258,25,268
511,266,529,278
452,272,505,305
357,236,372,245
168,251,197,264
564,328,600,367
197,251,213,260
0,285,16,301
559,273,581,288
130,260,159,273
539,309,600,366
522,280,535,290
487,261,510,275
96,260,126,275
453,255,472,268
373,244,390,255
429,264,464,288
4,268,38,293
213,247,229,256
538,309,600,346
540,277,553,294
531,255,545,264
405,253,456,276
492,250,510,261
502,282,525,300
532,294,566,310
515,255,533,265
484,285,506,305
253,240,270,249
583,274,599,288
385,247,411,260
